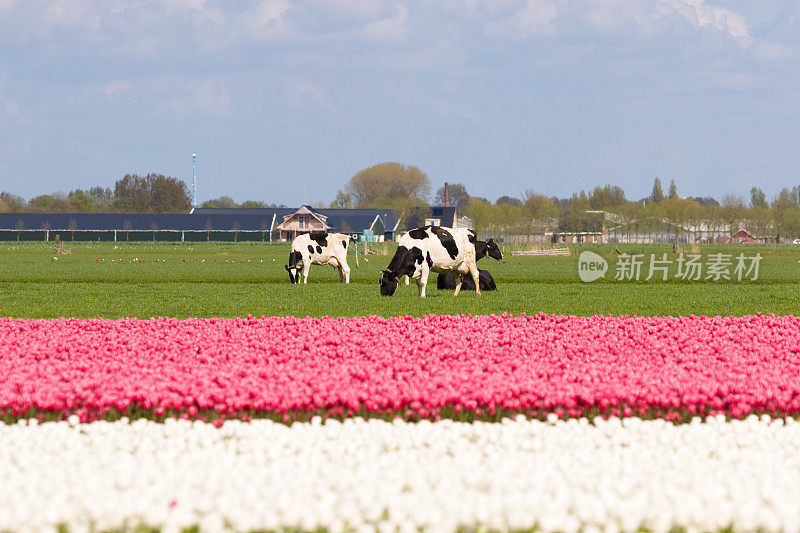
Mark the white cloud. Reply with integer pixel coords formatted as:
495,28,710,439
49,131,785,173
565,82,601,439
238,0,293,41
160,78,237,118
0,1,294,52
360,4,409,44
422,0,520,18
98,81,134,101
305,0,391,23
484,0,559,39
481,0,755,46
0,0,792,80
74,81,136,106
41,0,126,32
284,76,344,117
748,40,797,63
575,0,662,38
162,0,207,10
658,0,752,47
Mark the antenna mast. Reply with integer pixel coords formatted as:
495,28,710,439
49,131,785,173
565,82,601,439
192,153,197,207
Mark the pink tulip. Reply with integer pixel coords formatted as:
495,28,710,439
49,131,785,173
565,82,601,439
1,314,800,423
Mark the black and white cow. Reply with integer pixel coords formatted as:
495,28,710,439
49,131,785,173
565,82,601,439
437,269,496,291
436,238,502,291
285,232,356,284
474,238,503,262
379,226,481,297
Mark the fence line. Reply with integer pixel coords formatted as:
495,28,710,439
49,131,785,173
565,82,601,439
511,248,571,256
0,229,280,243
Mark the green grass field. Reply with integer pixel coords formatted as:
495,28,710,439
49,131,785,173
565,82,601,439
0,241,798,318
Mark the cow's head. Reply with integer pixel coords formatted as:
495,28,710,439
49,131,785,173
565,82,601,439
379,269,400,296
485,238,503,260
285,264,300,283
285,250,302,284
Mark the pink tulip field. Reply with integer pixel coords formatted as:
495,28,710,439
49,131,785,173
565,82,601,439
3,313,800,423
6,311,800,532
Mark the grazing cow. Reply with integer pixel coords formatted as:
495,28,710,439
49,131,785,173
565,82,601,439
436,238,502,291
285,232,356,284
437,269,497,291
474,238,503,262
379,225,481,297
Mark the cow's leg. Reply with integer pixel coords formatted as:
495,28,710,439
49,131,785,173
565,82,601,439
404,275,410,285
302,263,310,284
453,274,463,296
337,266,344,283
468,262,481,296
417,267,429,297
342,261,351,283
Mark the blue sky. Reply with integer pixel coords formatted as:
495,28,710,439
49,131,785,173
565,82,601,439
0,0,798,206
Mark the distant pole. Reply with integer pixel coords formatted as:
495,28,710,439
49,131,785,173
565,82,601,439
192,153,198,207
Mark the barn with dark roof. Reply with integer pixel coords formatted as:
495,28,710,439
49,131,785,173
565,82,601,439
0,206,400,242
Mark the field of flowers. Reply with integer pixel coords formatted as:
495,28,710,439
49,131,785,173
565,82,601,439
4,416,800,532
4,313,800,531
3,313,800,424
3,243,800,531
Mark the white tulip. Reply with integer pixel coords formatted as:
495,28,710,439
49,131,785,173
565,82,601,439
2,417,800,532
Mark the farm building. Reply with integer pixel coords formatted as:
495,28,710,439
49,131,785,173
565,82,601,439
0,206,400,242
191,206,398,242
730,229,776,244
403,206,459,230
425,206,458,228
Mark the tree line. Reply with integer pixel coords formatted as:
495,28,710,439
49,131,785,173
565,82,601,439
455,179,800,242
333,163,800,240
0,174,191,214
0,174,289,214
4,163,800,239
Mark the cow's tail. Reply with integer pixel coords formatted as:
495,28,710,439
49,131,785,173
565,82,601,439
350,235,359,268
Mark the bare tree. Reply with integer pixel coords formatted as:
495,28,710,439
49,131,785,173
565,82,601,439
721,193,746,236
15,218,24,241
260,220,269,242
232,221,241,243
433,183,470,209
330,191,352,209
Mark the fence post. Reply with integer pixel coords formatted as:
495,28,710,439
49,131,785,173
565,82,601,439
181,231,185,242
114,230,117,242
45,230,49,242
